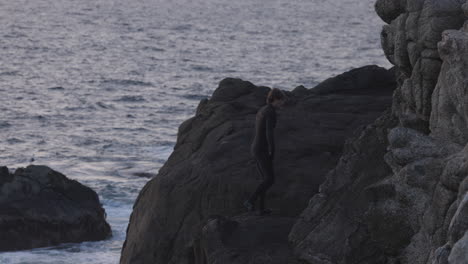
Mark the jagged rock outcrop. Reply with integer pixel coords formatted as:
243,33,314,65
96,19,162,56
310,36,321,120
0,165,111,252
289,1,468,263
378,0,466,130
430,24,468,145
120,65,396,264
289,112,399,263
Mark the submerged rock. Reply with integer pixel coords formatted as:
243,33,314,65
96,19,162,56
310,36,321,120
0,165,111,252
120,65,396,264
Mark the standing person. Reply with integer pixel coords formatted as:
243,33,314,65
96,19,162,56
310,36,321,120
244,88,285,215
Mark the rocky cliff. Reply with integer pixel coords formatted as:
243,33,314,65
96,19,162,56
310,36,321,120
121,0,468,263
120,65,396,264
289,0,468,263
0,165,111,251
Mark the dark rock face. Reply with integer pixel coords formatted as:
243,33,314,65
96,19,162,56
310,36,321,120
192,214,296,264
289,112,398,264
374,0,405,24
0,165,111,252
120,1,468,263
120,65,396,264
290,120,468,263
289,1,468,263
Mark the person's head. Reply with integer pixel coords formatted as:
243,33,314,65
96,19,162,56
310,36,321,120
267,88,286,108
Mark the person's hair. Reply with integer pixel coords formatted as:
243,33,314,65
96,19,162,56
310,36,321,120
267,88,285,104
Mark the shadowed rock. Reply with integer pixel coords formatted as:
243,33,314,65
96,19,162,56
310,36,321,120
120,65,396,264
289,1,468,263
375,0,405,24
192,214,296,264
0,165,111,252
289,112,400,264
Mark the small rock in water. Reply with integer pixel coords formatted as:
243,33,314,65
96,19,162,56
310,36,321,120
133,172,156,178
48,86,65,90
0,165,111,252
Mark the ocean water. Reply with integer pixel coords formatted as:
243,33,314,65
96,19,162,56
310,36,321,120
0,0,390,263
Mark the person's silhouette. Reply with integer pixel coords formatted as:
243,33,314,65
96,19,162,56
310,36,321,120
244,88,285,215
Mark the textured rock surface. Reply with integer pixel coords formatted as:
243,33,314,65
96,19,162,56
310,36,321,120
289,112,399,264
375,0,405,24
430,27,468,145
449,231,468,263
379,0,466,129
120,65,396,264
0,165,111,252
289,1,468,263
192,214,296,264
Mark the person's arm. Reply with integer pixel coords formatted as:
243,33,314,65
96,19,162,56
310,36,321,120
266,110,276,159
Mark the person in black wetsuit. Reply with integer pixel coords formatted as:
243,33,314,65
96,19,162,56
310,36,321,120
244,88,285,215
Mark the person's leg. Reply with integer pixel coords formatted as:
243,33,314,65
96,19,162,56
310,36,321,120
259,190,265,211
244,159,264,211
258,161,274,212
248,155,274,211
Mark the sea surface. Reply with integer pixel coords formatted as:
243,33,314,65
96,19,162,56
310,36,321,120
0,0,391,263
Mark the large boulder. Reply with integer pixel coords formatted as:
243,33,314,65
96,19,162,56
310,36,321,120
120,65,396,264
0,165,111,251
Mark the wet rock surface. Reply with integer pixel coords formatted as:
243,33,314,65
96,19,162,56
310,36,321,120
0,165,111,252
120,65,396,264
